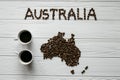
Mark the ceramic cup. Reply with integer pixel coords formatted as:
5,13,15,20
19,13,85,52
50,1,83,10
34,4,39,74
18,30,32,45
18,50,33,65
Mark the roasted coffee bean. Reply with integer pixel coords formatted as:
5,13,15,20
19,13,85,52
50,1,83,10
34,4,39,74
40,32,81,67
81,70,85,74
85,66,88,70
71,70,75,75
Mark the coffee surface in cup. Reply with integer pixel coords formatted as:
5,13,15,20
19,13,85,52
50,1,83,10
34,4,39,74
20,51,32,62
20,31,32,43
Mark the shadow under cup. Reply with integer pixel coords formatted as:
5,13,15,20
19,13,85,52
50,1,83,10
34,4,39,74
19,50,33,65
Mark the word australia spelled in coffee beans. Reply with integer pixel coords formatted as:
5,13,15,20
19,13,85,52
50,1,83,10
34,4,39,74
25,8,97,20
40,32,81,67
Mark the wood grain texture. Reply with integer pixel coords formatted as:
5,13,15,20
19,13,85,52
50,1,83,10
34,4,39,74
0,76,120,80
0,56,120,76
0,1,120,80
0,21,120,38
0,38,120,58
0,0,120,2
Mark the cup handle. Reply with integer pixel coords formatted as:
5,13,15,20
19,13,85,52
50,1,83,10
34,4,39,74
14,37,18,41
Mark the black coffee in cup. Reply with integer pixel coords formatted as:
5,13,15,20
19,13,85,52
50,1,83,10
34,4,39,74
19,30,32,43
20,50,32,63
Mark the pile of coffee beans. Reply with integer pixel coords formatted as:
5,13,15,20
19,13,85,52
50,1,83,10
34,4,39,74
40,32,81,67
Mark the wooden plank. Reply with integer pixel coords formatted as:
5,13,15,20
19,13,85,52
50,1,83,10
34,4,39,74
0,76,120,80
0,0,120,2
0,75,120,80
0,2,120,20
0,20,120,38
0,56,120,76
0,38,120,58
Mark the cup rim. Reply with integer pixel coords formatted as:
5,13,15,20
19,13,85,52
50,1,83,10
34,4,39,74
18,49,33,65
18,30,32,45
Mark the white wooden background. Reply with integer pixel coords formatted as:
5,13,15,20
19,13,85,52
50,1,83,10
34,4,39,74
0,0,120,80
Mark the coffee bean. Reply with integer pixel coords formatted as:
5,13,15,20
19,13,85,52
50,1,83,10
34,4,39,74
85,66,88,70
71,70,75,75
81,70,85,74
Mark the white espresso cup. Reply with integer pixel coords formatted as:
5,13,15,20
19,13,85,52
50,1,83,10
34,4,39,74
18,30,32,45
18,50,33,65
